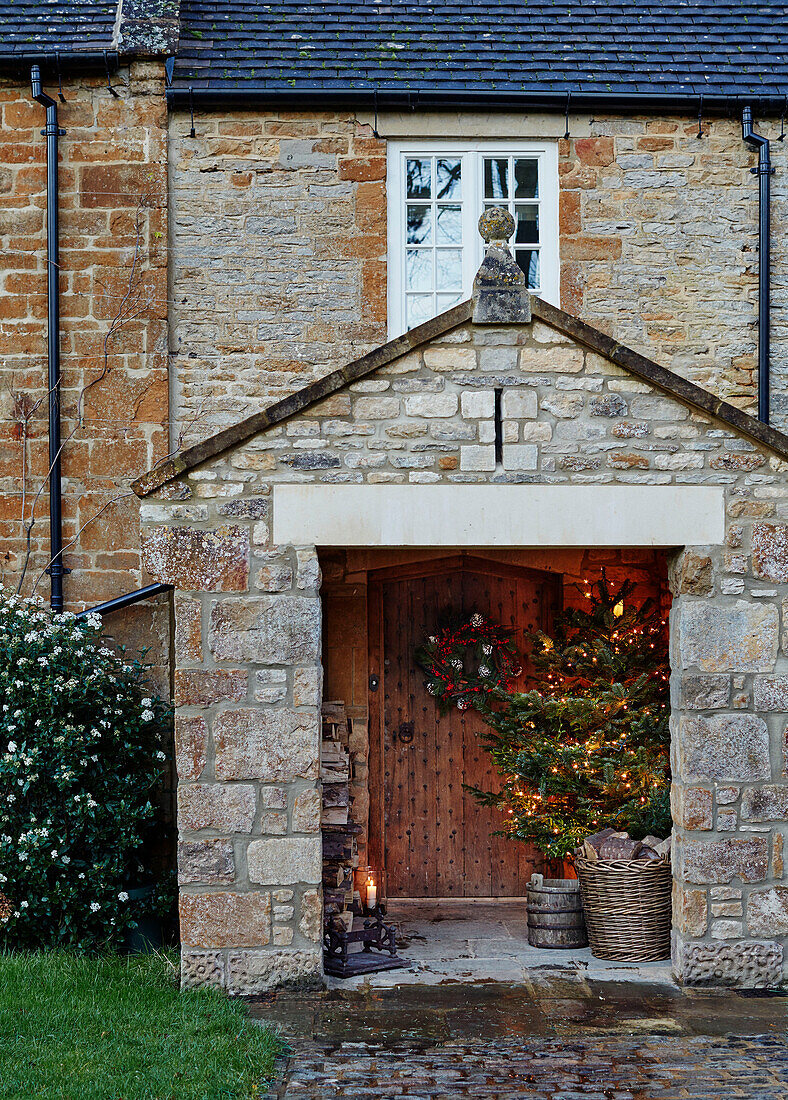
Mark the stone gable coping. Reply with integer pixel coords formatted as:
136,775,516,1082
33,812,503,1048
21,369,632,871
132,297,788,498
114,0,181,56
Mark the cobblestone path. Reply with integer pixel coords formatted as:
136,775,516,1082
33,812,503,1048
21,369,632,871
252,979,788,1098
267,1033,788,1097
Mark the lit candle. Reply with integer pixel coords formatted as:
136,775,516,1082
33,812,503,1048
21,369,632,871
366,874,377,910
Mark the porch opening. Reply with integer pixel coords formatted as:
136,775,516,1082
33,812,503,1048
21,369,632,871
319,546,673,984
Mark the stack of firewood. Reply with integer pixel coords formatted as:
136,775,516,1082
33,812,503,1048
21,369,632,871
574,827,671,862
321,701,361,925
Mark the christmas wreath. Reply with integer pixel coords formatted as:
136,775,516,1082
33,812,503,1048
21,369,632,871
415,612,522,714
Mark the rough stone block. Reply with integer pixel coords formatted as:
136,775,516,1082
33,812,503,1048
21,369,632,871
180,890,271,948
226,949,322,994
262,812,288,835
502,444,538,471
542,393,585,418
753,677,788,711
404,393,458,418
214,708,319,782
674,551,713,596
675,885,708,936
589,393,628,417
676,939,783,988
501,390,537,419
676,714,770,782
218,497,269,520
711,919,743,939
673,786,712,830
177,783,256,833
209,596,320,664
174,669,247,708
461,390,494,419
752,523,788,582
174,594,202,663
178,839,235,885
254,551,294,592
247,837,322,885
292,788,321,833
423,347,476,372
741,785,788,821
716,787,740,805
352,396,400,419
174,715,208,781
679,836,769,884
142,524,249,591
460,445,496,471
519,346,584,373
293,666,322,707
676,599,778,672
299,889,322,942
747,887,788,935
254,668,288,704
262,787,288,809
296,549,321,591
680,674,729,710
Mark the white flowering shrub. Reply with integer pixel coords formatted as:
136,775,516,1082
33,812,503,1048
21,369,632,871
0,589,168,949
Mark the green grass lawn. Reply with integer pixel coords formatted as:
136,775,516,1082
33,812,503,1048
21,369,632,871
0,952,282,1099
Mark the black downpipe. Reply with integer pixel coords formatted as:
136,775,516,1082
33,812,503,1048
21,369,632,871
742,106,773,425
31,65,66,611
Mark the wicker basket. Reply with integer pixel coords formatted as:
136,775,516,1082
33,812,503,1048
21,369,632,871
574,856,672,962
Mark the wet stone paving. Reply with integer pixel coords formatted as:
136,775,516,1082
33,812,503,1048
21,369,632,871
252,976,788,1098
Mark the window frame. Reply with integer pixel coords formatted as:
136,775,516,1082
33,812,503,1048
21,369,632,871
387,139,560,339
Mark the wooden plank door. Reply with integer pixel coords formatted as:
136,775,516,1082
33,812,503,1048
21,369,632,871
376,558,557,899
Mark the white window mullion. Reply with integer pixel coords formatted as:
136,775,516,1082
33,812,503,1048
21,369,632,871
388,141,559,338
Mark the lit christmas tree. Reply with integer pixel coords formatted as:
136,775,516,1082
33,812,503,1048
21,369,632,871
468,573,671,859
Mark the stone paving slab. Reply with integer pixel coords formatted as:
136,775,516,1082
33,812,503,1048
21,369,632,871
325,903,675,991
252,979,788,1098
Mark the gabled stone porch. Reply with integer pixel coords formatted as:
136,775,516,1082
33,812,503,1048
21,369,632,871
134,213,788,993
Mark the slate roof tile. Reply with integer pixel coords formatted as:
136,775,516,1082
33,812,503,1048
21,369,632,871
0,0,116,54
172,1,788,98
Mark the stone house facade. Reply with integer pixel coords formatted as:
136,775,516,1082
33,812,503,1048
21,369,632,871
4,2,788,994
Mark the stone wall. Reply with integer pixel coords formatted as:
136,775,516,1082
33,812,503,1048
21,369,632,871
559,116,788,420
169,109,788,443
168,110,387,443
139,303,788,992
0,63,169,639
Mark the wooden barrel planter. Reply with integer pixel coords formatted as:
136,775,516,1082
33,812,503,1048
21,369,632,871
526,874,588,948
574,856,672,962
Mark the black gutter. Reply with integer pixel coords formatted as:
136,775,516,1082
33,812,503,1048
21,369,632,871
742,107,774,425
31,65,66,612
75,582,172,620
168,86,788,115
0,51,120,74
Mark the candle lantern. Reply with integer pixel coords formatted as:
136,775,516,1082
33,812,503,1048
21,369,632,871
365,871,378,912
323,870,404,978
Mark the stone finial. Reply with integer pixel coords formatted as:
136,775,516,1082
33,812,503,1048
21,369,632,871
472,207,531,325
479,207,515,245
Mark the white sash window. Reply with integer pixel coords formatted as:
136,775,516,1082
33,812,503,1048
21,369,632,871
387,141,560,337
